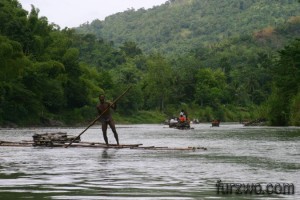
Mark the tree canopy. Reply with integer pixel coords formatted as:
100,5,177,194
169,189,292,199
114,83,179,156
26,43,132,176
0,0,299,126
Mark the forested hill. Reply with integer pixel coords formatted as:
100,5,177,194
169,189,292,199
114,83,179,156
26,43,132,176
0,0,299,127
76,0,300,56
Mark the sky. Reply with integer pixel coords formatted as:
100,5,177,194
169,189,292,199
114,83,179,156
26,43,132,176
18,0,168,28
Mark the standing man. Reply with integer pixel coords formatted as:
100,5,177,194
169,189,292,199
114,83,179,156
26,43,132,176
96,94,119,146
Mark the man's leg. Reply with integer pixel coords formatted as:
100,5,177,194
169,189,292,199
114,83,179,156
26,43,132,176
109,121,119,145
102,123,109,145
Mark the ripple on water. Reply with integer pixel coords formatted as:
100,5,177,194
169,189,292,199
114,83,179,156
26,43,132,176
0,124,299,199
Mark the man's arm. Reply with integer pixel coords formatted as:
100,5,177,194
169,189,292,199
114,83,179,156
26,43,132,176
110,102,117,110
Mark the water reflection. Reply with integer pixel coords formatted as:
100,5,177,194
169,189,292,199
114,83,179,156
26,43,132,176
101,149,110,159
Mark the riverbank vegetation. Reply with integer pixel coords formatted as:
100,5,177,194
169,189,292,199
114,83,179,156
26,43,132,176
0,0,299,127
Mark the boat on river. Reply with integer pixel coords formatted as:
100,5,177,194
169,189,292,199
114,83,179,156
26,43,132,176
168,120,192,130
174,121,192,130
167,110,193,130
211,120,220,127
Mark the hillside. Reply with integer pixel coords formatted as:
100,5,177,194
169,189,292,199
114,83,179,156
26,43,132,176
76,0,300,56
0,0,299,126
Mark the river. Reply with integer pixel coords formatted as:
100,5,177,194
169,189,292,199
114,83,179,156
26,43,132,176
0,123,299,199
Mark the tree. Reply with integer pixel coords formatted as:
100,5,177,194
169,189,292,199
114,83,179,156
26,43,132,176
0,36,27,81
22,61,66,113
170,55,200,103
61,48,90,109
195,68,227,107
119,41,142,58
268,39,300,125
144,54,173,111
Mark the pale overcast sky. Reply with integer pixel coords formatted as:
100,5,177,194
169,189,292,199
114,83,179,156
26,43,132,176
18,0,168,28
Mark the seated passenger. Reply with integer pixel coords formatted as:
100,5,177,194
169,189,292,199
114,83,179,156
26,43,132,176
179,114,186,122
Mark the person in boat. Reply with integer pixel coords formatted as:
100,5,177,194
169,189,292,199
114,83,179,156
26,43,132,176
96,94,119,146
180,110,185,117
177,110,191,129
179,109,189,122
179,114,186,122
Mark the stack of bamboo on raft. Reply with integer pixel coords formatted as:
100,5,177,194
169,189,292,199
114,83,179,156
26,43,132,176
32,132,80,146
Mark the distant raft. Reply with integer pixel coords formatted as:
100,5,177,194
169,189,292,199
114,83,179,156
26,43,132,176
168,120,192,130
211,120,220,127
243,118,267,126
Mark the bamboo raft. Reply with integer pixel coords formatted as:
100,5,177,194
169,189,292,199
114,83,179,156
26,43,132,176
0,140,207,151
0,132,207,151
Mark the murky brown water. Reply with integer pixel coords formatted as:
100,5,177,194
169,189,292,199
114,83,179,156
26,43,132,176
0,124,299,199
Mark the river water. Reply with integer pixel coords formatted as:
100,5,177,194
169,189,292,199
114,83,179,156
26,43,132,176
0,123,299,200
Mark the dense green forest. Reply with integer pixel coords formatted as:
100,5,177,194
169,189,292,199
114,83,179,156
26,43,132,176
77,0,300,56
0,0,299,127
